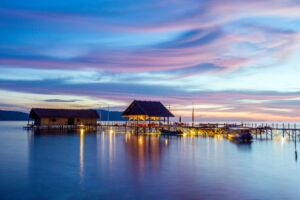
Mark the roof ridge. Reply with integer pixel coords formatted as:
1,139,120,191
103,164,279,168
135,100,160,103
30,108,99,118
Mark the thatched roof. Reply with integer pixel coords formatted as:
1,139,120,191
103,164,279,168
29,108,99,119
122,100,174,118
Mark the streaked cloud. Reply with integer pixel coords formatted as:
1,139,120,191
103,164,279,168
0,0,300,121
44,99,81,103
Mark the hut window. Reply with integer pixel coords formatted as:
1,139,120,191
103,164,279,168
50,118,57,122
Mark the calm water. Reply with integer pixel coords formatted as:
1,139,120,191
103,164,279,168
0,122,300,200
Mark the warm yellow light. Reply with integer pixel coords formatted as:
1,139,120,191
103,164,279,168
227,134,234,140
80,128,85,135
281,136,286,143
138,136,143,145
165,139,168,145
125,133,130,143
273,135,280,142
215,134,223,140
126,115,161,121
79,127,84,178
109,128,114,134
190,129,196,135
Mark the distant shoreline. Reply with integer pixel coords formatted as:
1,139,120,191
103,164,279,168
0,110,127,122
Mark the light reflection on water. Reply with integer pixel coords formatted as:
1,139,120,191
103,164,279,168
80,129,84,180
0,122,300,200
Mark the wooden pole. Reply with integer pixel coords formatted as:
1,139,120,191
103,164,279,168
295,128,298,162
192,103,194,127
283,123,285,138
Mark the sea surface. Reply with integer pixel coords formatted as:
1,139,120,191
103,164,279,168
0,121,300,200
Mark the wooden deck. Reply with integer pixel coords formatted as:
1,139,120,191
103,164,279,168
24,122,300,140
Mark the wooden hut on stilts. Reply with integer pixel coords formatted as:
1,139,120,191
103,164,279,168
122,100,174,134
27,108,99,131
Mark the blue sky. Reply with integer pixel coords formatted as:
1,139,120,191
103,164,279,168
1,0,300,121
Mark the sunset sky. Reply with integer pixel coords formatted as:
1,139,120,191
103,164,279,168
1,0,300,121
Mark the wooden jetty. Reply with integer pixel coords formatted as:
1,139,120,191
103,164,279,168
24,120,300,142
97,122,300,140
23,101,300,141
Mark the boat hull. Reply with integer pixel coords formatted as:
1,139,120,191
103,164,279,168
229,132,253,143
160,129,183,136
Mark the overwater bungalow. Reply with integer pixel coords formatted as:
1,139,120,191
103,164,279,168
122,100,174,124
28,108,99,126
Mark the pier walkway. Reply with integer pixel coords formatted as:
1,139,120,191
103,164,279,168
24,122,300,140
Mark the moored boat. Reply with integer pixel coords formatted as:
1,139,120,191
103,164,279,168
228,132,253,143
160,129,183,136
227,127,253,143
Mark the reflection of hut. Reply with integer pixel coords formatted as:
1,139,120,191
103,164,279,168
122,100,174,123
123,134,166,173
29,108,99,126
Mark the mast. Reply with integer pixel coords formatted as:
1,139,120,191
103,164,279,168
168,104,170,126
192,102,195,127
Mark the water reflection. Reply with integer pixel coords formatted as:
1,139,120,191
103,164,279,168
164,138,168,145
294,136,298,162
2,122,300,199
108,129,116,166
27,129,98,194
123,134,166,174
79,128,84,179
234,142,252,151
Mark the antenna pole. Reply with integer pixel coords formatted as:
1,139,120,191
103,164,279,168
192,102,194,127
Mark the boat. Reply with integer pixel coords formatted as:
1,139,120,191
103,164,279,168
227,127,253,143
160,129,183,136
228,132,253,143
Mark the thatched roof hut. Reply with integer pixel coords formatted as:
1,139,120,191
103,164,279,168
29,108,99,126
122,100,174,121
